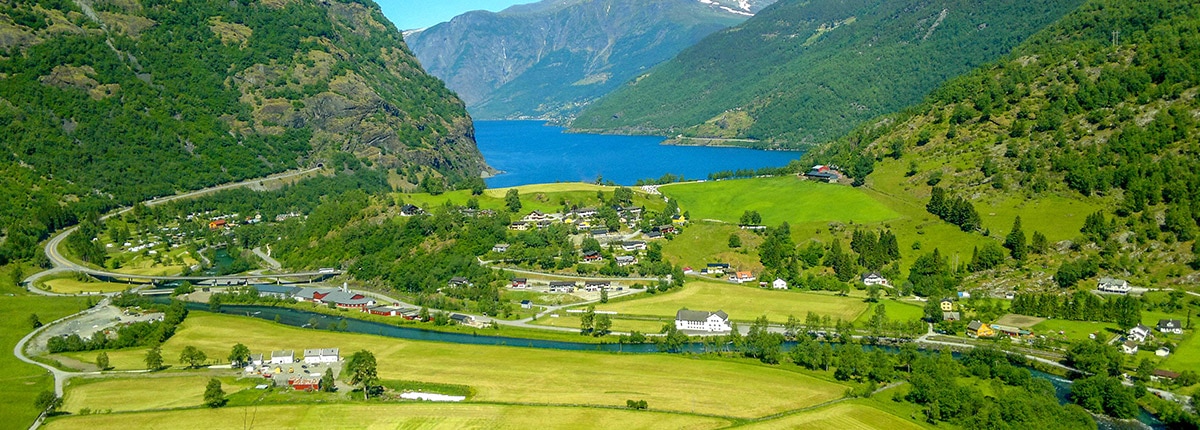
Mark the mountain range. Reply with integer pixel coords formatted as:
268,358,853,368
406,0,776,120
0,0,485,262
572,0,1086,146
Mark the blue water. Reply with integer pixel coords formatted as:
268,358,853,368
476,120,802,187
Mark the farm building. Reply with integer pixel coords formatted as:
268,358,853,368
302,348,339,364
675,309,732,333
967,321,994,338
269,350,294,364
288,377,321,391
511,278,528,288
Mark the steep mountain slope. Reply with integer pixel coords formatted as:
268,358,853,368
573,0,1084,146
804,0,1200,289
406,0,775,120
0,0,486,262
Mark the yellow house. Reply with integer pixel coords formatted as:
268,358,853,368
967,321,995,337
939,299,954,312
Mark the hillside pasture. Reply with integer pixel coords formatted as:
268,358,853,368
660,177,900,227
740,402,927,430
399,182,664,218
0,295,89,429
596,281,869,324
661,221,764,273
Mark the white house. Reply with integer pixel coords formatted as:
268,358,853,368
622,241,647,252
616,255,637,266
303,348,339,364
1121,340,1139,354
861,272,890,286
730,271,756,284
1097,277,1131,294
248,353,264,367
1128,324,1152,342
772,278,788,290
1158,319,1183,334
675,309,732,333
269,350,294,365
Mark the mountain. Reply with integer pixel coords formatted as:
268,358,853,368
405,0,776,120
0,0,486,263
572,0,1085,147
803,0,1200,287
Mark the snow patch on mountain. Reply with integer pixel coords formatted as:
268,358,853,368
695,0,763,15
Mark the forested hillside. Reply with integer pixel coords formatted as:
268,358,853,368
803,0,1200,289
0,0,487,263
573,0,1083,146
407,0,768,120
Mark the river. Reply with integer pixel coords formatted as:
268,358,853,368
476,120,801,187
197,303,1162,429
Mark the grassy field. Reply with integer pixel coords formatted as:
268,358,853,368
44,403,732,430
531,314,669,334
398,182,665,218
661,177,899,227
39,277,132,294
65,312,846,418
662,222,763,273
741,402,927,430
0,291,90,429
595,281,869,324
63,375,255,413
853,300,926,325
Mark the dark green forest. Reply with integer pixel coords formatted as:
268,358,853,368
573,0,1083,145
0,0,480,264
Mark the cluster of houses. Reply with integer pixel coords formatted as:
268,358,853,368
244,348,340,391
253,284,481,325
508,206,646,232
674,309,732,333
1123,319,1185,355
544,280,615,293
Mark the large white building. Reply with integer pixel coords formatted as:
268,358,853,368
675,309,732,333
1097,277,1131,294
269,350,294,365
303,348,340,364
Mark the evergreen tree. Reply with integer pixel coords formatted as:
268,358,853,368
1030,231,1049,254
505,189,522,212
1004,216,1027,263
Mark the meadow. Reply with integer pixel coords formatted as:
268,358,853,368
62,374,256,413
63,312,847,418
531,313,670,334
398,182,665,218
853,300,926,325
595,281,869,324
660,177,899,227
741,402,927,430
661,222,764,273
0,288,90,429
43,403,732,430
38,275,132,294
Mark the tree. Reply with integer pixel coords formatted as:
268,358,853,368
345,350,379,399
866,284,881,303
96,352,109,370
28,313,41,329
728,233,742,248
1004,216,1027,263
1081,212,1113,243
228,343,251,368
594,314,612,337
34,390,60,413
204,378,226,408
504,189,522,212
321,368,336,392
1030,231,1049,254
179,345,208,369
145,345,164,371
600,288,609,303
580,305,595,335
1134,358,1155,382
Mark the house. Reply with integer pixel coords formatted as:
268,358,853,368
549,281,576,293
1158,319,1183,334
590,228,609,237
939,299,954,312
1128,324,1152,342
450,313,473,325
249,353,264,367
1155,348,1171,357
675,309,732,333
255,285,300,299
511,278,528,289
303,348,339,364
521,300,533,309
1153,369,1180,381
288,377,321,391
645,231,664,240
622,241,647,251
730,271,755,284
705,263,730,275
583,251,602,262
682,266,695,274
992,324,1028,338
448,277,471,287
208,219,228,230
367,305,402,317
804,166,841,182
1097,277,1131,294
672,214,687,225
510,221,530,231
400,204,424,216
861,272,890,286
739,224,767,231
616,255,636,266
657,225,677,234
1122,340,1139,354
269,350,294,364
967,321,995,337
492,243,510,253
523,211,548,222
585,281,610,292
574,208,598,218
943,312,961,321
398,308,422,320
772,278,788,290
